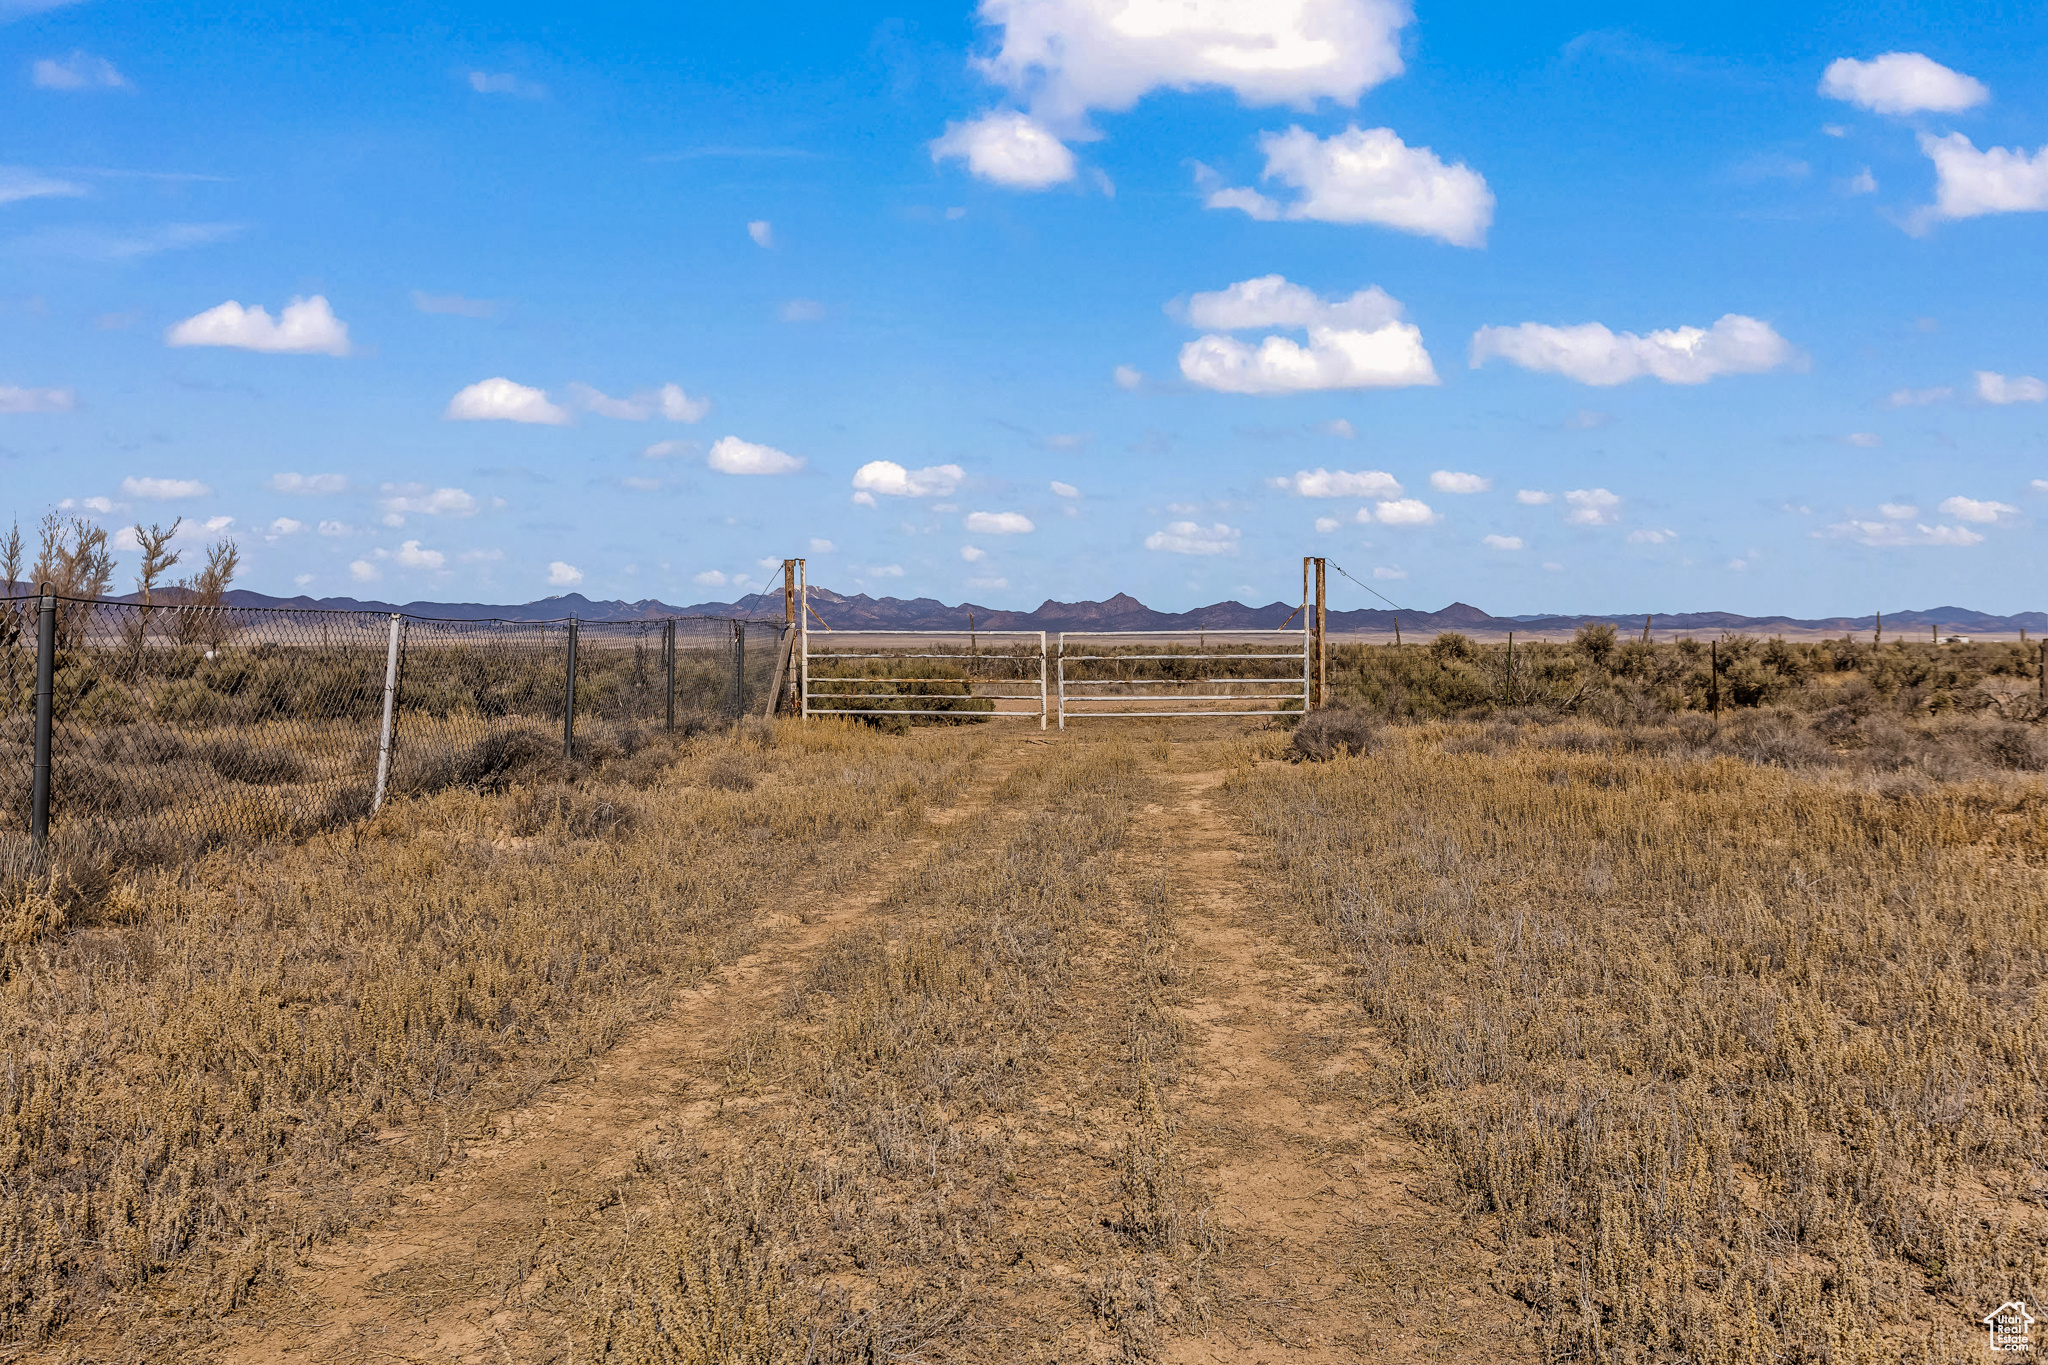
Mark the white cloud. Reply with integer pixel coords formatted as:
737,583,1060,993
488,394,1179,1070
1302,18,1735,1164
1819,519,1984,547
852,492,878,507
809,538,836,553
121,476,210,499
547,561,584,586
621,476,662,492
1887,385,1952,407
780,298,825,322
379,485,478,521
267,517,304,537
445,377,569,424
931,111,1075,188
1317,418,1356,438
32,50,126,90
642,440,697,460
660,384,710,422
1182,275,1403,331
1819,52,1987,115
318,520,351,537
1918,134,2048,224
1050,480,1079,498
707,436,805,475
1471,314,1795,386
966,510,1035,534
269,472,347,495
1314,516,1339,533
747,220,773,248
1516,489,1551,505
851,460,965,497
1113,364,1143,390
165,295,351,356
1626,528,1676,545
1565,488,1621,525
0,167,86,205
867,564,906,578
1939,495,2017,523
961,545,987,562
200,515,233,533
1180,322,1437,393
1977,370,2048,404
459,548,503,563
1207,126,1494,247
1845,432,1881,448
412,290,497,318
693,569,729,587
394,540,445,570
0,384,75,413
972,0,1408,130
1144,521,1240,555
1846,169,1878,195
1369,498,1436,526
71,496,113,515
968,576,1008,590
1430,470,1491,494
1879,503,1918,519
1270,467,1400,498
1043,432,1088,450
348,559,380,583
1481,533,1522,550
1372,565,1406,580
568,382,652,420
468,70,544,98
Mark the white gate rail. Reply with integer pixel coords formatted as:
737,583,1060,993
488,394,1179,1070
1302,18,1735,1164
1055,629,1308,729
801,628,1048,728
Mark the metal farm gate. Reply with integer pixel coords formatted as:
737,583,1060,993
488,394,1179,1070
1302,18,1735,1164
801,628,1049,728
1054,629,1309,728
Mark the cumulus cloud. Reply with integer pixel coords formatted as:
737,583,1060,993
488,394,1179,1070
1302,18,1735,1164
931,111,1076,188
1113,364,1143,390
1977,370,2047,404
1887,385,1953,407
851,460,965,498
32,49,126,90
269,472,347,495
1182,275,1402,331
965,510,1034,534
1430,470,1491,494
1470,314,1796,386
547,561,583,586
972,0,1408,130
1819,53,1987,115
1180,322,1437,393
642,440,696,460
1314,516,1339,533
1372,566,1406,580
1627,528,1677,545
393,540,445,570
349,559,380,583
960,546,986,562
1845,432,1881,448
121,476,210,499
1482,533,1522,550
1564,488,1621,525
379,485,478,524
266,518,303,539
0,384,75,413
568,382,652,420
1205,125,1494,247
1144,521,1240,555
1818,519,1984,547
1269,467,1401,498
747,220,773,248
707,436,804,475
1939,495,2017,523
866,565,906,578
318,520,351,537
1317,418,1356,438
1050,481,1079,498
0,167,86,205
659,384,711,421
468,70,545,98
1878,503,1918,519
1367,498,1436,525
1516,489,1552,505
165,295,351,356
1917,134,2048,224
693,569,728,587
445,377,569,424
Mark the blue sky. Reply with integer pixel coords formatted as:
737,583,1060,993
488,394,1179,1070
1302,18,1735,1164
4,0,2047,615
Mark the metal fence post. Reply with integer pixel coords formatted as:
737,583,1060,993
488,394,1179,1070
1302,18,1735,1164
732,619,745,720
1039,631,1048,731
29,588,55,847
564,618,579,759
371,613,402,814
664,619,675,731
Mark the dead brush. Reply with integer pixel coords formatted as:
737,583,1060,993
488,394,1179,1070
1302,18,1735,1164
1227,723,2048,1362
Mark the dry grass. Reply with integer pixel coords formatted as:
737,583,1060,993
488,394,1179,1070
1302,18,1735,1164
0,718,992,1351
1227,720,2047,1362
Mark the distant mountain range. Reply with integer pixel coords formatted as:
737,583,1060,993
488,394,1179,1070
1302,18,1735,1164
153,586,2048,636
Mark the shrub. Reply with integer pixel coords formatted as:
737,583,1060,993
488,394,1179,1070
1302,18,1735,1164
197,737,308,786
1289,706,1376,762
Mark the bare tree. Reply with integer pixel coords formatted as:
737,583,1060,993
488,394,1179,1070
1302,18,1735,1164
1,520,21,596
174,536,241,650
30,512,114,600
133,519,183,606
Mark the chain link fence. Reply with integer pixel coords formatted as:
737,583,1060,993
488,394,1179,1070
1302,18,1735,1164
1,593,784,859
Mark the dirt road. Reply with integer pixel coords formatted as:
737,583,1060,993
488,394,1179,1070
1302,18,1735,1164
204,731,1525,1363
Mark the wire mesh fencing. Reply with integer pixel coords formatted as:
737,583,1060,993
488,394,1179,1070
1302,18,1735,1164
0,593,784,859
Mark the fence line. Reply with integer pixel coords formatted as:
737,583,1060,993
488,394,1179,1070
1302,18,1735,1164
1,591,783,853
